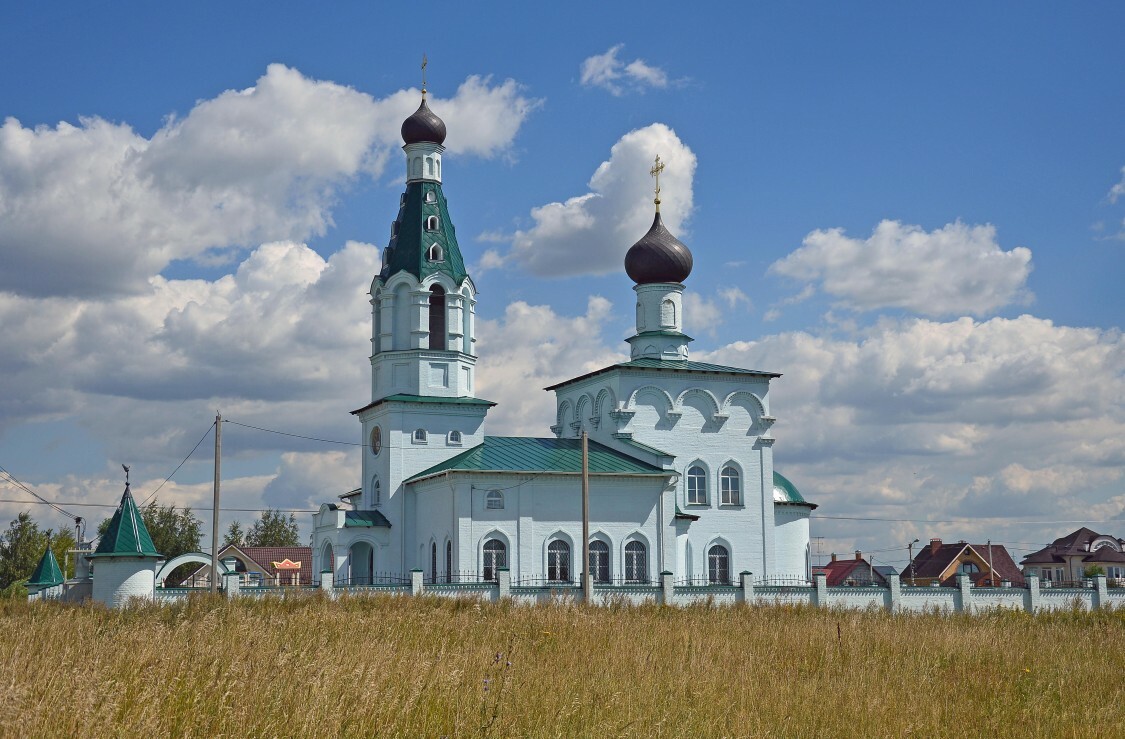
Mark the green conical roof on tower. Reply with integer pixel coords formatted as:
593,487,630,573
89,484,160,559
378,180,469,285
27,545,64,587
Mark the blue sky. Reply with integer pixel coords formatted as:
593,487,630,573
1,2,1123,568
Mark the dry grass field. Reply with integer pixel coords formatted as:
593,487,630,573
1,595,1122,738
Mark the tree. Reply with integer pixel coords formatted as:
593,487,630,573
1083,565,1106,579
223,521,246,548
0,512,76,593
97,502,202,561
247,509,300,548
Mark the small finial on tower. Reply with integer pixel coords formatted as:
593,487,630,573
421,54,428,97
649,155,665,212
122,464,131,488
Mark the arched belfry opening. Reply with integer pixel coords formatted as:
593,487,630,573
429,285,447,350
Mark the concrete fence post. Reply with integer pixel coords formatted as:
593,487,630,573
813,573,827,608
739,571,754,604
410,568,423,596
1094,575,1108,610
887,573,901,613
583,572,594,605
956,573,972,614
1025,575,1040,614
222,571,240,600
497,568,510,600
661,571,674,606
319,570,333,594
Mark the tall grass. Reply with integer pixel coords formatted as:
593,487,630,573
1,595,1122,737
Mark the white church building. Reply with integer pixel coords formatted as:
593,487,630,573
311,85,816,587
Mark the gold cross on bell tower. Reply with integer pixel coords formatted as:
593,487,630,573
649,155,665,212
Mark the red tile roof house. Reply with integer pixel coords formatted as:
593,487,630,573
814,551,892,587
904,539,1025,587
1020,528,1125,587
185,545,313,588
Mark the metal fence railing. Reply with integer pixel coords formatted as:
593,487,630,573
755,577,813,588
335,572,411,587
425,571,492,585
511,576,579,588
674,576,735,587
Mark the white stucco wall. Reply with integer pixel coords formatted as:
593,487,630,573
773,506,812,580
91,558,156,608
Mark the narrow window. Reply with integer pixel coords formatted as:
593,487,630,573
547,540,571,582
625,541,647,583
372,477,381,507
636,302,645,330
687,465,707,505
430,542,437,584
428,285,446,350
708,545,730,585
720,466,741,505
660,298,676,327
426,156,434,176
413,429,428,443
427,244,444,262
425,215,440,231
483,539,506,581
589,540,610,583
391,221,399,237
448,430,462,445
486,490,504,510
446,541,453,582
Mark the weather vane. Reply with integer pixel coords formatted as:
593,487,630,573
421,54,428,96
122,463,131,487
649,155,665,212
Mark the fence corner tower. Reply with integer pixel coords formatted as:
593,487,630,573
313,75,493,582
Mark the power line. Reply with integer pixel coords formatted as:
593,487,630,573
141,422,216,506
0,497,316,514
225,420,367,448
811,514,1124,525
0,464,78,521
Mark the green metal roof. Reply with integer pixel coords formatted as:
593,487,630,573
344,510,392,528
615,435,675,459
544,357,780,391
352,394,496,415
379,181,468,285
27,546,64,587
89,485,161,558
773,471,816,508
406,436,666,482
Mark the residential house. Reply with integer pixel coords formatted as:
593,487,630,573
1020,528,1125,586
904,539,1024,587
814,551,891,587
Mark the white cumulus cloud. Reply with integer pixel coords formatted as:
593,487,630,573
769,220,1033,317
579,45,671,96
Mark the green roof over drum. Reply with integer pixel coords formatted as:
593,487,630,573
28,546,64,587
89,485,161,558
406,436,668,482
352,393,497,415
379,181,468,285
544,357,780,391
773,471,816,508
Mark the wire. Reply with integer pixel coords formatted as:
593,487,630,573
0,497,317,513
141,422,216,506
811,514,1125,525
0,464,78,521
224,420,367,448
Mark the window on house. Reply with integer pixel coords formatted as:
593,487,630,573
708,545,730,585
425,215,440,231
428,285,446,350
547,540,571,582
431,542,437,583
485,490,503,510
687,465,707,505
448,430,462,445
483,539,506,581
589,540,610,583
446,541,453,583
625,540,647,583
959,562,980,575
427,244,444,262
413,429,428,443
720,465,741,505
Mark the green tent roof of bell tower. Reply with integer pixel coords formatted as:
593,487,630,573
379,181,469,285
89,484,161,559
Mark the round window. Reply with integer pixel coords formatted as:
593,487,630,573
370,426,382,455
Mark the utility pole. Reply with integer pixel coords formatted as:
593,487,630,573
211,412,221,594
581,430,590,604
987,539,995,587
908,538,919,586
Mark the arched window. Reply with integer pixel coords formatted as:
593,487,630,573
413,429,428,444
625,540,647,583
321,542,334,580
426,156,434,176
486,490,503,510
448,430,462,445
425,215,440,231
720,465,741,505
446,541,453,582
428,285,446,350
959,561,980,575
687,465,708,505
708,545,730,585
660,298,676,327
372,476,381,507
483,539,506,581
589,540,610,583
427,244,444,262
431,542,438,583
547,540,571,582
424,190,437,203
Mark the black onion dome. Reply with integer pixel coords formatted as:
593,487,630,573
624,212,693,284
400,96,447,146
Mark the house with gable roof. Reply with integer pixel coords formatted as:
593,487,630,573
904,538,1024,587
1020,528,1125,586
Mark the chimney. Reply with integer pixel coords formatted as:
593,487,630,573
855,550,863,561
830,553,837,563
930,538,942,555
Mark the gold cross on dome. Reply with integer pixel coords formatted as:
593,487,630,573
421,54,428,94
649,155,665,211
